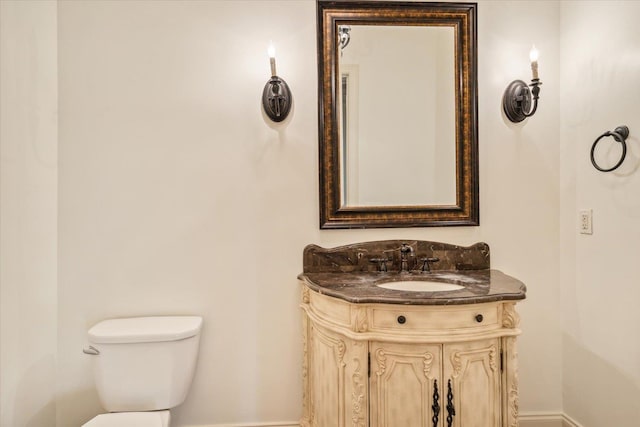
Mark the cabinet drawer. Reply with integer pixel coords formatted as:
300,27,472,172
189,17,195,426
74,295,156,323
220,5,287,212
369,303,499,334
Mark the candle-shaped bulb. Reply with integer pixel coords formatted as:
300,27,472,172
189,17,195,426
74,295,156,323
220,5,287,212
268,42,277,77
529,44,539,80
529,45,539,62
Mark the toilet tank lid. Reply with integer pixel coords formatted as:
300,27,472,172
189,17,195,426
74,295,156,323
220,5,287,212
88,316,203,344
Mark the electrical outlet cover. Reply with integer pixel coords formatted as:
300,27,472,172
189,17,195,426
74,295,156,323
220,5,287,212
579,209,593,234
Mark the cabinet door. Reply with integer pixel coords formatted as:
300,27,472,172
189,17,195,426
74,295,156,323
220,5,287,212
442,339,501,427
308,322,368,427
369,341,442,427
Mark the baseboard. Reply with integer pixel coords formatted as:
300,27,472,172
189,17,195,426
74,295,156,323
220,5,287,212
182,423,298,427
520,412,583,427
185,413,582,427
561,413,583,427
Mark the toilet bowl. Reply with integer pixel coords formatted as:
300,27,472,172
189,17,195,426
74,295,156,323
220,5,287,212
83,410,170,427
82,316,202,427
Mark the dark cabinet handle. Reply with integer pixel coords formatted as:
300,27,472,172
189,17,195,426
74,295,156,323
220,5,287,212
432,379,440,427
475,314,484,323
397,315,406,324
446,379,455,427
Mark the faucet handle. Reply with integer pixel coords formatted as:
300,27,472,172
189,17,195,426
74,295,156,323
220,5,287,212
370,257,389,272
419,257,440,272
400,243,414,255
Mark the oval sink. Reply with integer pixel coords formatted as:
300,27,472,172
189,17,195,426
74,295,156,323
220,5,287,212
377,281,464,292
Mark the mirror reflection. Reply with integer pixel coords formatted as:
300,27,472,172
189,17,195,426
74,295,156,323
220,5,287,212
338,25,456,207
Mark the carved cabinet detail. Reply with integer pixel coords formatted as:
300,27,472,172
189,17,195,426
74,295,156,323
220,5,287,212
301,288,522,427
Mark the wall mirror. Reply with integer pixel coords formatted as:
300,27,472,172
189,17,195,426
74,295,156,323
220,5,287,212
317,1,478,229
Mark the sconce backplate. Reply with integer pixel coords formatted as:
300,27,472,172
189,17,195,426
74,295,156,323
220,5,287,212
262,76,292,122
503,79,531,123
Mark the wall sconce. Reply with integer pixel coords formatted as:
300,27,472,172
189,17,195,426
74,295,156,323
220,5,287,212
262,42,292,122
339,25,351,52
503,45,542,123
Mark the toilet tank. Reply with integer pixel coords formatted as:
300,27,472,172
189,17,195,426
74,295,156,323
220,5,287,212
87,316,203,412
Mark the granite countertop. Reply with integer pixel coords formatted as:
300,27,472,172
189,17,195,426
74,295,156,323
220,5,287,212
298,269,526,305
299,240,526,306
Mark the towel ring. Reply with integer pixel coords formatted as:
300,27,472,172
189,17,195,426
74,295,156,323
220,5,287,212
590,125,629,172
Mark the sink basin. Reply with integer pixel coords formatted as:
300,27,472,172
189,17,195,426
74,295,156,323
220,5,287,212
377,281,464,292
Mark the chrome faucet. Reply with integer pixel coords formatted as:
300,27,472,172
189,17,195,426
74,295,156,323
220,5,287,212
399,243,414,272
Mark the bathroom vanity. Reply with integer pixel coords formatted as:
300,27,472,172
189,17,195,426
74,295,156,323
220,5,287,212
299,241,526,427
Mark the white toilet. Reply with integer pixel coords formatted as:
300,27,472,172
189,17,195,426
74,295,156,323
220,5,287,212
82,316,203,427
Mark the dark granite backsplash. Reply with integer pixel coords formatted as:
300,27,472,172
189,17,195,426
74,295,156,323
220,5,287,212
302,240,490,273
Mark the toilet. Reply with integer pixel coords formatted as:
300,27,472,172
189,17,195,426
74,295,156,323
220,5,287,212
82,316,203,427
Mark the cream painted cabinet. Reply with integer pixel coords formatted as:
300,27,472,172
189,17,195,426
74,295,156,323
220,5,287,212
443,339,502,427
301,286,522,427
369,340,442,426
306,322,368,426
369,339,501,427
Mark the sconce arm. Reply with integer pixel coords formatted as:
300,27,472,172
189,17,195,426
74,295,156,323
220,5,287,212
522,79,541,118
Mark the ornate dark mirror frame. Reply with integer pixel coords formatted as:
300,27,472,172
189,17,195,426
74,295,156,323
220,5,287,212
317,1,479,229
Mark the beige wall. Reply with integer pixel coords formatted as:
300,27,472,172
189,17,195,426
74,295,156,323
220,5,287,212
56,1,320,424
479,0,562,415
1,0,567,426
0,1,58,426
560,1,640,426
55,1,561,425
11,1,640,426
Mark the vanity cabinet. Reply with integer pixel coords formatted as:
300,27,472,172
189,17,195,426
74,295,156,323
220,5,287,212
301,287,522,427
